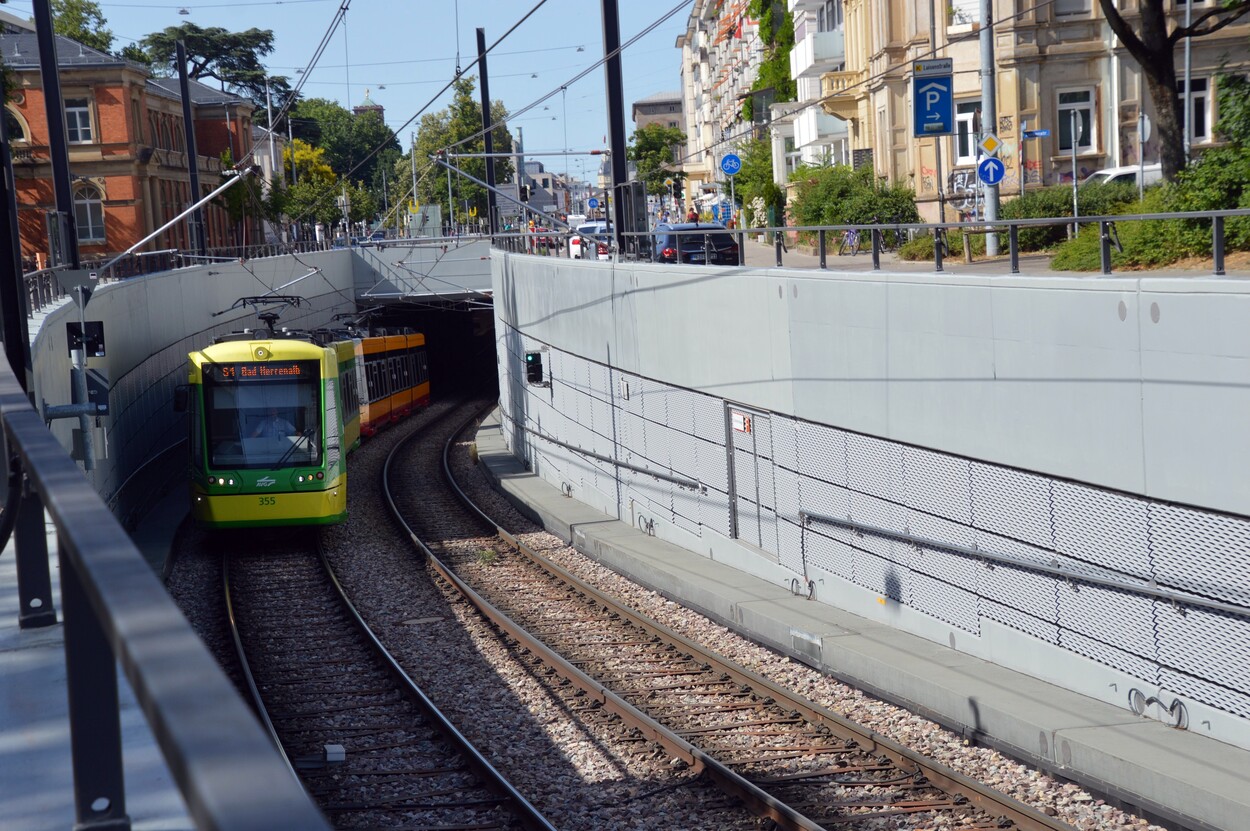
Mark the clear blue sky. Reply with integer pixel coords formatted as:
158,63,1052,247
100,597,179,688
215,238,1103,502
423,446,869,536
10,0,690,180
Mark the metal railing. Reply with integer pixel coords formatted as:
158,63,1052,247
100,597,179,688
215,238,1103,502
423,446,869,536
0,364,330,830
495,208,1250,278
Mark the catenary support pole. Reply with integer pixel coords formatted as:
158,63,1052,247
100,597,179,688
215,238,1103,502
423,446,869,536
32,0,80,268
177,41,207,255
980,0,998,255
601,0,629,255
476,28,498,235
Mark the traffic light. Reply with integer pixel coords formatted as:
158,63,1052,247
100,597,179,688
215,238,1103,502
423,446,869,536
520,185,531,202
525,351,544,384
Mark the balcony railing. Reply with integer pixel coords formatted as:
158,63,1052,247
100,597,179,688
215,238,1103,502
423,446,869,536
819,69,865,121
791,29,846,80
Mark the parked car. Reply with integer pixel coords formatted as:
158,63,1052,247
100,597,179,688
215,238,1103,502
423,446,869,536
652,222,740,265
1081,164,1163,188
569,221,612,260
369,229,387,241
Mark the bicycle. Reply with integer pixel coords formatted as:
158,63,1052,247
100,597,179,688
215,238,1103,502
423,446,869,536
838,228,861,256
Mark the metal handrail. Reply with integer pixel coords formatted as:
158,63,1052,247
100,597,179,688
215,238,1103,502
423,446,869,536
0,363,330,829
800,510,1250,619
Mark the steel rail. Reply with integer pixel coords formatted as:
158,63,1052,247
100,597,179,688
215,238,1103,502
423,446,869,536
313,535,557,831
381,402,827,831
441,411,1077,831
223,512,556,831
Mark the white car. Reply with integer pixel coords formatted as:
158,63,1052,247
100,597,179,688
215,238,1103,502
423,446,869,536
569,222,612,260
1081,163,1162,188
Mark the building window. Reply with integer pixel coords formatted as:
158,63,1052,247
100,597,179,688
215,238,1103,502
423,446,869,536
74,185,105,242
955,101,980,165
1057,89,1094,152
817,0,843,32
1054,0,1090,15
1178,76,1210,142
4,107,26,142
65,99,93,143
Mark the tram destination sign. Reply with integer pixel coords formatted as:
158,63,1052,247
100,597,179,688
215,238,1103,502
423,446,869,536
205,361,315,383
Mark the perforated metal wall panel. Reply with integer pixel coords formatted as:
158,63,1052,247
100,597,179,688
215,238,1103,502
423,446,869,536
700,487,732,536
980,560,1059,624
1149,503,1250,606
696,438,729,493
855,549,908,598
904,447,973,525
1157,667,1250,720
847,432,903,502
970,463,1054,549
798,421,848,486
803,527,856,581
1059,580,1158,665
798,476,852,521
1052,481,1152,578
773,466,803,526
693,394,726,444
904,507,975,550
778,518,806,577
664,387,699,436
644,419,674,471
737,497,762,548
1156,604,1250,693
982,598,1059,643
672,485,702,535
771,415,801,473
1060,629,1159,681
909,570,981,633
846,491,902,562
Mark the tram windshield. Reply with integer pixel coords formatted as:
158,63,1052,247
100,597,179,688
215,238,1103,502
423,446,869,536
201,360,322,468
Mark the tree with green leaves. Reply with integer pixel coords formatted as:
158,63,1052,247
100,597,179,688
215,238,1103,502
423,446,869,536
411,76,514,223
627,123,686,196
730,137,783,226
288,98,399,188
746,0,795,114
1099,0,1250,181
45,0,113,54
138,23,285,105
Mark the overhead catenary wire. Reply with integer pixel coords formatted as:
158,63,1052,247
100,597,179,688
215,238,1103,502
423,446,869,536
282,0,553,229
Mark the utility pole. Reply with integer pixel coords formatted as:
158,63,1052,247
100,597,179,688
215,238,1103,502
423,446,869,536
265,79,279,185
476,28,498,234
176,40,207,255
601,0,629,254
929,0,946,226
980,0,999,255
410,131,418,237
32,0,79,268
288,117,297,185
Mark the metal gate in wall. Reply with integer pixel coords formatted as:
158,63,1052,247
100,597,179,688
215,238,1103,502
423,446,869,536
726,404,778,556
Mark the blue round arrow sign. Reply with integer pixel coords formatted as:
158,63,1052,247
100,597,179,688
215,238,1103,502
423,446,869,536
720,154,742,176
977,157,1006,186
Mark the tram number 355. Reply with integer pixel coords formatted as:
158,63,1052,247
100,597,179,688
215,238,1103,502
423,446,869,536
258,496,277,506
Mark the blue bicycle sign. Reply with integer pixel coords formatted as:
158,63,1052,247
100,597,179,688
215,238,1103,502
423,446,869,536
720,154,742,176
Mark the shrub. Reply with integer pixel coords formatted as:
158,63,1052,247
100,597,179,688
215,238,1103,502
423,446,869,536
1050,189,1197,271
999,182,1140,252
788,163,919,244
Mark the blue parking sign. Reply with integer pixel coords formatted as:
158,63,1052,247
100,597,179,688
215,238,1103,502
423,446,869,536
913,75,953,136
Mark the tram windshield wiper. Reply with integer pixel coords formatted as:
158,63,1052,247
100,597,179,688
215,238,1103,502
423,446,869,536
276,428,316,467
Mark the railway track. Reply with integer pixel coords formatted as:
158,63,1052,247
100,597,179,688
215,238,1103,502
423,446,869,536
382,405,1078,831
222,526,555,830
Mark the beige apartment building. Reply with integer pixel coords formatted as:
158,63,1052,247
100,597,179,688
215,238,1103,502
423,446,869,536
681,0,1250,222
677,0,762,213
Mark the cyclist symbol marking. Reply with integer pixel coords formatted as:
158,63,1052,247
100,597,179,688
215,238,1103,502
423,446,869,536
720,154,742,177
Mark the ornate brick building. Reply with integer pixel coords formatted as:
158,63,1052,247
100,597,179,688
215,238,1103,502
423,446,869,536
2,22,260,264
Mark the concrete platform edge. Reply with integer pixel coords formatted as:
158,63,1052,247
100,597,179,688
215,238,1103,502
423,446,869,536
474,409,1248,831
